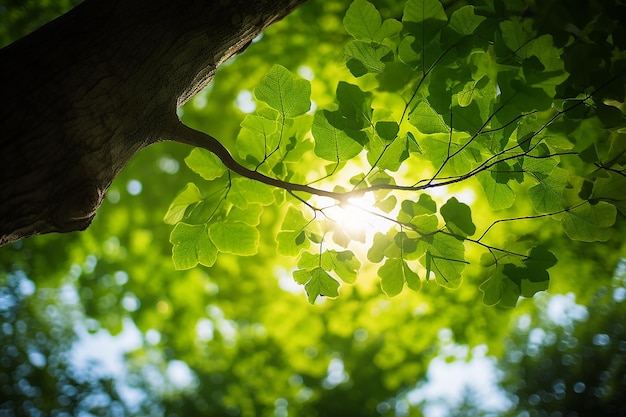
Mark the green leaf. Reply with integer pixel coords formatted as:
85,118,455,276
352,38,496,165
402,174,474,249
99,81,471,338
592,171,626,215
170,223,217,270
336,81,373,130
419,233,467,289
304,267,340,304
323,250,360,284
377,258,401,297
411,214,439,235
479,265,507,306
562,201,617,242
375,121,400,141
378,258,421,297
227,177,275,208
446,6,485,40
298,251,320,270
480,269,522,308
403,0,448,47
343,0,402,42
293,269,312,285
312,110,364,162
477,171,516,210
503,264,547,299
480,245,556,306
525,245,558,271
368,231,394,263
236,114,281,162
163,183,202,225
518,35,568,92
185,148,226,181
277,230,309,257
277,207,311,256
254,64,311,118
344,40,392,75
282,206,310,231
398,194,437,223
371,134,410,172
409,101,450,134
228,203,263,226
500,19,535,53
421,136,474,176
209,221,260,256
528,166,569,213
440,197,476,237
375,195,397,213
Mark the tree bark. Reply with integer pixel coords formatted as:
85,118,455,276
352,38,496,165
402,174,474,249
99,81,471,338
0,0,308,246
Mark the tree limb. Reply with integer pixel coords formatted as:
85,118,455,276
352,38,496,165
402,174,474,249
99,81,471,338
166,121,350,202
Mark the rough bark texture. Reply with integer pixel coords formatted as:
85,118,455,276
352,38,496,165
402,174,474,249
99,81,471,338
0,0,308,246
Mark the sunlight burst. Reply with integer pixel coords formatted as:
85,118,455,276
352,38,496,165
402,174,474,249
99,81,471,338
315,193,394,237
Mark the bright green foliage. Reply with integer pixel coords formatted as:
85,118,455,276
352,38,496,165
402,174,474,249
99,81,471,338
312,110,364,162
276,207,311,256
163,183,202,224
254,64,311,118
562,202,617,242
5,1,626,416
209,221,259,256
476,170,516,210
170,223,217,269
480,245,558,308
419,233,466,288
168,0,626,309
343,0,402,42
378,258,421,296
293,249,360,302
184,148,226,181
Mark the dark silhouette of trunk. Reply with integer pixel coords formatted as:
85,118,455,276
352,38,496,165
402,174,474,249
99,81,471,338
0,0,308,246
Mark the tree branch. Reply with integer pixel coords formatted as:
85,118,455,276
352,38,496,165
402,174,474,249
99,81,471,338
166,121,351,202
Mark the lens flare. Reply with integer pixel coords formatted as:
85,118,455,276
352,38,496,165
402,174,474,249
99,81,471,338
315,193,394,237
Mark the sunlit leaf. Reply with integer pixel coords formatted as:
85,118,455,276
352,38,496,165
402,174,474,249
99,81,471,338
409,100,450,134
378,258,420,296
185,148,226,181
322,250,360,284
303,267,340,304
163,183,202,225
170,223,217,269
343,0,402,42
477,171,516,210
254,64,311,117
403,0,448,47
312,109,364,162
562,201,617,242
227,177,276,208
419,233,467,288
209,221,260,255
368,231,394,263
236,114,281,162
228,203,263,226
344,40,392,75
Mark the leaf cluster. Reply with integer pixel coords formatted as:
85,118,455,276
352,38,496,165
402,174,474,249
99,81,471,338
169,0,626,307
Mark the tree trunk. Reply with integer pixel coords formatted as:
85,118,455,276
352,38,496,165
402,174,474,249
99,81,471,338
0,0,308,246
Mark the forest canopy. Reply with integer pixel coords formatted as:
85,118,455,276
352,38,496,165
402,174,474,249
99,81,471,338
1,0,625,416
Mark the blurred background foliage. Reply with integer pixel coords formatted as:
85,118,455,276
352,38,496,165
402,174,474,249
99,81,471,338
1,0,625,416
